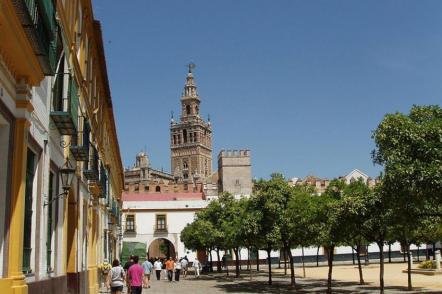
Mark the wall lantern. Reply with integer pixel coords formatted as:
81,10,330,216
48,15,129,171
44,158,75,207
60,158,75,193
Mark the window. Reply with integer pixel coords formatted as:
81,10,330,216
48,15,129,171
23,149,36,273
144,186,149,191
183,129,187,143
235,179,240,185
183,161,188,169
134,184,139,191
155,186,161,192
125,215,135,232
156,215,166,231
186,105,191,115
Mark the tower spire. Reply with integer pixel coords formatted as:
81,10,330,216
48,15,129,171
188,62,195,73
183,63,198,99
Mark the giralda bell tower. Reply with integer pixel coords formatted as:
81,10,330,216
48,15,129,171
170,64,212,181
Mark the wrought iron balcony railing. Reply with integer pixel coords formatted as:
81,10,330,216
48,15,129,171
50,73,79,135
83,146,99,181
70,117,90,161
20,0,58,74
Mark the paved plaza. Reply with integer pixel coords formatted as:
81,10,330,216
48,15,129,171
99,263,442,293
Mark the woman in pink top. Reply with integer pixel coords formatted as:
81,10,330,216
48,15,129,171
127,256,144,294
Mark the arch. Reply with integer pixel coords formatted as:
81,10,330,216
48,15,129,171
155,186,161,192
186,105,191,115
147,238,176,260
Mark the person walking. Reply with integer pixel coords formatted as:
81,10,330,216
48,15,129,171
106,259,125,294
162,258,168,280
174,258,182,281
193,258,201,278
181,257,189,278
165,257,175,282
127,256,144,294
123,256,134,294
142,257,153,288
154,258,162,281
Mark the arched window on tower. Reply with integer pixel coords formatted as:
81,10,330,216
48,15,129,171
186,105,191,115
183,129,187,143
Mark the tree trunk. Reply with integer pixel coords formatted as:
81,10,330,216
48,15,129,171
433,243,436,260
326,245,335,294
216,248,221,272
356,246,364,285
247,246,250,271
283,248,287,275
316,246,320,267
233,248,240,278
248,246,252,280
352,247,355,265
239,248,242,271
301,247,306,278
388,244,391,263
278,250,281,269
366,245,370,265
256,248,259,271
209,250,213,272
267,248,272,285
377,241,385,294
226,250,229,276
406,244,412,291
417,245,420,262
287,246,296,288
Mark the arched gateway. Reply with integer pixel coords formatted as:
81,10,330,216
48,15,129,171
147,238,176,260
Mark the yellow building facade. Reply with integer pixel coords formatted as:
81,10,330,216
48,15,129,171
0,1,123,293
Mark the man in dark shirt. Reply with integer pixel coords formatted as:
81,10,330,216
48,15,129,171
123,256,134,294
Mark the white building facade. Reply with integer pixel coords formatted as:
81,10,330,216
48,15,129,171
122,192,209,261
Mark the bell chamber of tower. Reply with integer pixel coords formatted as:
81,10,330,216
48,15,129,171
170,65,212,181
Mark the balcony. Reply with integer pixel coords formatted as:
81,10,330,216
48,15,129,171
70,118,90,161
50,74,79,135
124,224,136,235
153,225,168,235
15,0,58,75
98,163,107,198
83,146,99,181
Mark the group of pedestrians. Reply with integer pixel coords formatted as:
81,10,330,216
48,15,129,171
106,255,203,293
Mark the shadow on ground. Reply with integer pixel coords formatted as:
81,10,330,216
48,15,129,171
199,270,441,293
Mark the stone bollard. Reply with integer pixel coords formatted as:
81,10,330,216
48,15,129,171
436,250,441,270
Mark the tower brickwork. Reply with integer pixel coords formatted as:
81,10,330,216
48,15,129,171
218,149,252,196
170,66,212,181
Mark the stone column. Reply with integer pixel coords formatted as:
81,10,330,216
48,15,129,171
8,118,30,294
8,78,33,294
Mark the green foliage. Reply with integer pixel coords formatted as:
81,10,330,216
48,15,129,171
372,104,442,204
418,260,437,269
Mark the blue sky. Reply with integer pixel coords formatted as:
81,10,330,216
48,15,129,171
93,0,442,179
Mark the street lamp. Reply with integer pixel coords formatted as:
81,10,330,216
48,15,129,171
60,158,75,193
44,158,75,206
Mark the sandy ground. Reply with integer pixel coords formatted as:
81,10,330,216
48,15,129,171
275,262,442,290
98,263,442,293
